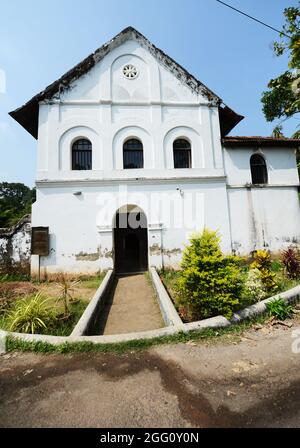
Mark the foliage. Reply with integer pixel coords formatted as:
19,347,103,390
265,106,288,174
177,229,243,320
281,246,300,279
78,275,104,289
244,268,268,303
6,292,57,334
0,182,36,228
43,300,87,336
55,274,81,317
261,3,300,139
251,249,272,270
272,124,285,138
0,289,14,314
266,298,294,321
250,250,278,294
0,273,31,283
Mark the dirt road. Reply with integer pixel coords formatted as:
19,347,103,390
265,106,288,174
0,320,299,428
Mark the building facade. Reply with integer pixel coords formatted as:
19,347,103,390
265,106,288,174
10,27,300,276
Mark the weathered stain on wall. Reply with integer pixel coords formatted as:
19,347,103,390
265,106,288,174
0,215,31,275
75,251,100,262
150,244,182,258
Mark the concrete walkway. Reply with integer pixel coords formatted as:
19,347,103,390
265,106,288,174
97,274,164,335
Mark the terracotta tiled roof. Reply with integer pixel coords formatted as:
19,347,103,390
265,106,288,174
222,136,300,148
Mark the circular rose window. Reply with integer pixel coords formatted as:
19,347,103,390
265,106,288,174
123,64,139,80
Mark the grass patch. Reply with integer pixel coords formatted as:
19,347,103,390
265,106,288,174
79,275,105,290
48,300,88,336
0,274,30,283
5,314,269,355
0,275,103,336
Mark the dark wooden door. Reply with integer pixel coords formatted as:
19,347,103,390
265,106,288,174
114,212,148,274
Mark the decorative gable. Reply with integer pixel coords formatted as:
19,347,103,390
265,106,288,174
9,27,243,138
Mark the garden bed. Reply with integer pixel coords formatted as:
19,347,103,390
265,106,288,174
0,275,104,336
159,257,300,324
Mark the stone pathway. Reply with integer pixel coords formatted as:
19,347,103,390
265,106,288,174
97,274,164,335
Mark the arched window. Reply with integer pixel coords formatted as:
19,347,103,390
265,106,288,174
250,154,268,184
123,139,144,169
72,139,92,170
173,139,192,169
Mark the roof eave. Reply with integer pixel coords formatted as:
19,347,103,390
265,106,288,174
222,137,300,149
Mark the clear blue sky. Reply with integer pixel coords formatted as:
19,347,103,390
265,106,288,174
0,0,298,187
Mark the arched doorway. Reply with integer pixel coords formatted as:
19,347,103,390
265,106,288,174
114,206,148,274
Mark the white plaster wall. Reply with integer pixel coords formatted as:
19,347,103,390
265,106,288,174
31,181,231,275
228,186,300,254
224,147,300,254
224,147,299,186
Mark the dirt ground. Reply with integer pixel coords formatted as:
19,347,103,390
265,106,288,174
97,274,164,335
0,280,99,303
0,316,300,428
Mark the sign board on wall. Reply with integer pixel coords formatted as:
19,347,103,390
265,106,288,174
31,227,49,256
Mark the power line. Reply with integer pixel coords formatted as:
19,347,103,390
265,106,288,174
215,0,291,38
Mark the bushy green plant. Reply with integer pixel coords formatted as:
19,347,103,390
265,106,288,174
177,229,243,320
6,292,57,334
266,298,294,321
244,268,268,303
251,250,277,293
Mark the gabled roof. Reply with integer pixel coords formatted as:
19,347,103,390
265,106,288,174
223,136,300,148
9,26,244,139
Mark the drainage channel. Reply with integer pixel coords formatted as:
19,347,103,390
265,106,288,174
93,273,165,336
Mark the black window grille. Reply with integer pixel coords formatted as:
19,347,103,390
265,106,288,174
250,154,268,184
173,139,192,168
123,139,144,169
72,139,92,170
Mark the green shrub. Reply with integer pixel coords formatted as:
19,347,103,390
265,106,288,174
266,298,294,321
250,250,277,293
6,292,57,334
177,229,243,320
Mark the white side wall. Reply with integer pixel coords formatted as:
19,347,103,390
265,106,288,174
224,147,299,186
224,147,300,254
